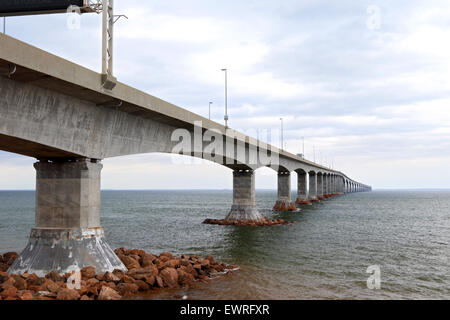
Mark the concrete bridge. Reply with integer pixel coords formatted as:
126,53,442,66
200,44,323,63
0,34,371,276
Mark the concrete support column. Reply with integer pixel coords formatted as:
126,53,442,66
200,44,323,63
323,174,329,197
295,171,310,205
8,159,126,276
226,169,263,221
330,175,335,195
317,174,324,200
273,171,296,211
308,172,318,201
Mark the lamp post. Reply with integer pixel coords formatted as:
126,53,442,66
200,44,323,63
221,68,228,128
208,101,213,120
280,118,284,151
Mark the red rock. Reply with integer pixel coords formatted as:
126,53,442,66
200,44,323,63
129,249,146,257
12,275,27,290
1,277,15,290
180,259,190,267
119,255,141,270
80,295,90,301
177,269,194,286
160,267,179,288
193,264,202,270
205,256,215,264
112,269,126,279
78,285,88,296
116,283,139,296
56,288,80,300
103,271,120,282
122,275,136,284
86,278,99,287
19,291,34,300
0,263,9,272
45,270,63,282
98,286,122,300
160,252,173,259
81,266,96,280
200,259,211,268
141,254,157,267
0,286,17,299
164,258,180,269
155,275,164,288
0,271,8,284
105,282,116,290
3,252,18,265
134,280,149,291
144,275,156,286
86,286,99,297
114,248,127,256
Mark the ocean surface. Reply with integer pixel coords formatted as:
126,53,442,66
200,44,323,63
0,190,449,300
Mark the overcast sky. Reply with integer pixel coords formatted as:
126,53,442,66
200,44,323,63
1,0,449,190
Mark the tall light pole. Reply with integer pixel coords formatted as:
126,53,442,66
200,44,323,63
221,68,228,128
280,118,284,151
208,101,213,120
301,136,305,157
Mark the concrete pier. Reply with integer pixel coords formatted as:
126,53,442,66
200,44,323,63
295,170,311,205
226,169,263,221
8,159,126,276
317,173,324,200
309,171,318,201
273,171,296,211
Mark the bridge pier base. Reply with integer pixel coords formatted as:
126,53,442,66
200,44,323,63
226,169,263,221
295,171,311,205
273,171,297,211
308,172,319,202
8,159,126,277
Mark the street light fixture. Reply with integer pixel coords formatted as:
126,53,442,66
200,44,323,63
221,68,228,128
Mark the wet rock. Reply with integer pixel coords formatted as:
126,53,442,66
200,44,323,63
160,267,179,288
56,288,80,300
116,283,139,296
98,286,122,300
134,280,149,291
177,269,194,286
0,263,9,272
81,266,96,280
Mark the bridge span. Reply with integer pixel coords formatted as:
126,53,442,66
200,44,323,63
0,34,371,276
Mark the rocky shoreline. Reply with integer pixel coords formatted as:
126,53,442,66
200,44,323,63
202,217,294,226
0,249,237,300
